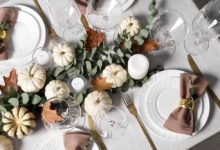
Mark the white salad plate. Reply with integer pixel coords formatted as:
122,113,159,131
40,128,99,150
121,0,134,11
0,5,46,72
137,70,210,140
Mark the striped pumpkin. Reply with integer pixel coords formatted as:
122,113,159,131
2,107,36,139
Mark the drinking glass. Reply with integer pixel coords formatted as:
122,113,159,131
86,0,123,40
93,106,128,138
184,0,220,55
42,96,83,130
150,9,188,55
47,0,86,43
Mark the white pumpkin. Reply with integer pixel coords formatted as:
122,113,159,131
45,80,70,100
0,135,13,150
53,43,75,66
2,107,36,139
17,64,46,93
84,91,112,117
102,64,127,88
120,16,140,37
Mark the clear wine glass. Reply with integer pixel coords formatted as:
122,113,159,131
184,0,220,55
150,9,188,55
93,106,128,138
47,0,86,43
86,0,123,41
42,96,84,130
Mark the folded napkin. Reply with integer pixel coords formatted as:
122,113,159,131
164,73,208,135
63,132,91,150
0,7,17,60
75,0,87,15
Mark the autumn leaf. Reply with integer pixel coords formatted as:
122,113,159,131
42,101,64,124
0,69,18,95
134,39,159,53
85,28,104,51
92,77,111,91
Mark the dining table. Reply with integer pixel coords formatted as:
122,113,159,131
1,0,220,150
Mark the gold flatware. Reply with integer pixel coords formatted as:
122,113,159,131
187,54,220,108
80,14,89,29
88,115,107,150
123,95,157,150
32,0,58,39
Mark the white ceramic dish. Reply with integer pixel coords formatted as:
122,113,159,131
0,5,46,71
137,70,210,140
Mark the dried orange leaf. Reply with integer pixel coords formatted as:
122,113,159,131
85,28,104,51
0,69,18,95
92,77,111,91
42,101,64,124
135,39,159,53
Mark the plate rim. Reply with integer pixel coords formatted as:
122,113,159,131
0,4,46,69
137,69,210,140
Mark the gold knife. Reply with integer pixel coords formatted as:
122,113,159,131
88,115,107,150
187,54,220,108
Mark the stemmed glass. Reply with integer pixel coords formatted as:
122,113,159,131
184,0,220,55
150,9,188,55
93,106,128,138
86,0,123,41
47,0,86,43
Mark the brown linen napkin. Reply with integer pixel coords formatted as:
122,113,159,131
0,7,17,60
63,132,91,150
75,0,87,15
163,73,208,135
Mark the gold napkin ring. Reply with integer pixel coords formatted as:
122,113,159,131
0,29,7,40
179,98,194,111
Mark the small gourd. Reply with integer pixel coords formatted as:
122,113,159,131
45,80,70,100
120,16,140,37
84,91,112,117
17,64,46,93
2,107,36,139
102,64,128,88
52,43,75,66
0,135,13,150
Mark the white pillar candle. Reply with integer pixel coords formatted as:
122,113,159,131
128,54,149,80
71,77,86,92
34,50,50,65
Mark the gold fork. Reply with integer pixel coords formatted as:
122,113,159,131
123,95,157,150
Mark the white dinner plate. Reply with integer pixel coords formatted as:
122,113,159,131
40,129,99,150
137,70,210,140
0,5,46,71
121,0,134,11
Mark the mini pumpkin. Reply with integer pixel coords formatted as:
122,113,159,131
2,107,36,139
102,64,128,88
84,91,112,117
53,43,75,66
0,135,13,150
45,80,70,100
120,16,140,37
17,64,46,93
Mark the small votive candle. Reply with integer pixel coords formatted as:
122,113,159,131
70,76,87,92
33,47,51,66
128,54,149,80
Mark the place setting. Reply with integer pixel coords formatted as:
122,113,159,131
0,0,220,150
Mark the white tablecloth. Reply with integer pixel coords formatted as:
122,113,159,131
2,0,220,150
